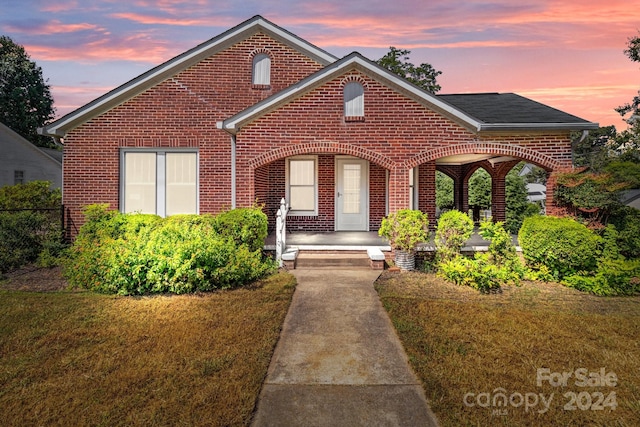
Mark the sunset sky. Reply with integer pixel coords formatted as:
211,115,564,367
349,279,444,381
2,0,639,129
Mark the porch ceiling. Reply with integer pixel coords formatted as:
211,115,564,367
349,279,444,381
435,154,518,166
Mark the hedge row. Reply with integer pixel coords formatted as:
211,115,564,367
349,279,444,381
519,215,640,296
0,181,64,273
518,215,602,279
63,205,275,295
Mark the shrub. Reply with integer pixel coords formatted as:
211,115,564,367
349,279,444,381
435,210,474,262
478,220,517,266
0,211,45,272
64,205,275,295
0,181,63,273
0,180,61,209
599,224,622,261
211,207,269,253
437,253,502,293
518,215,602,280
563,259,640,296
378,209,429,252
609,206,640,259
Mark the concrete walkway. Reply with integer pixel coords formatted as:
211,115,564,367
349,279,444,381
251,269,439,427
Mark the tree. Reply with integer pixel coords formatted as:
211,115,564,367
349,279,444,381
0,35,55,147
376,47,442,93
468,168,491,209
572,126,618,169
505,167,533,233
615,33,640,123
435,171,454,210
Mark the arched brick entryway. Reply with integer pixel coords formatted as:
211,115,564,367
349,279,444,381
408,142,564,223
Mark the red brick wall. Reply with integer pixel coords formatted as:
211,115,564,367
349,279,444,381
235,70,574,224
63,35,576,236
369,163,387,231
62,32,324,234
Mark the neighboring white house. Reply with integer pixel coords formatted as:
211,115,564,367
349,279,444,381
0,123,62,188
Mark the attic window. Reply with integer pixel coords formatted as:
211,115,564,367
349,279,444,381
252,53,271,88
344,82,364,121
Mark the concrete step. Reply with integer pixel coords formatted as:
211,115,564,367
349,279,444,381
295,251,371,269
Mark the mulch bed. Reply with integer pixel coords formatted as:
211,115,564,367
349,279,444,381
0,265,69,292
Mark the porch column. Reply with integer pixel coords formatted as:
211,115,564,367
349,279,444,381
545,168,571,216
388,166,410,213
491,176,506,222
418,161,436,226
491,160,520,223
461,176,470,215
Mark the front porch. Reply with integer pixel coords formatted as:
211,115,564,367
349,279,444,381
264,230,519,252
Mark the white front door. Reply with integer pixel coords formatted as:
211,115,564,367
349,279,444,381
336,158,369,231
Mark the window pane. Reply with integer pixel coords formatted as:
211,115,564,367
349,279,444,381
253,53,271,85
166,153,197,215
342,164,361,214
290,160,314,185
290,186,315,211
125,153,156,214
344,82,364,116
288,158,316,213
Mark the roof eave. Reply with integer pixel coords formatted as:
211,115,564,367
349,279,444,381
478,122,600,132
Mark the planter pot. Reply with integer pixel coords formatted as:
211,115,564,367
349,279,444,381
394,249,416,271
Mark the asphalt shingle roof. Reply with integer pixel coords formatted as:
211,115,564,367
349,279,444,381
436,93,593,125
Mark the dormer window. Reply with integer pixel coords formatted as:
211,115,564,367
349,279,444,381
252,53,271,88
344,82,364,121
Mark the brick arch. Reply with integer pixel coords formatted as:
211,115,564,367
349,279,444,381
407,142,559,171
339,74,369,89
248,141,395,170
248,48,273,61
463,161,493,181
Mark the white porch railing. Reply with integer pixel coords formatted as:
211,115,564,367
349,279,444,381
275,198,289,267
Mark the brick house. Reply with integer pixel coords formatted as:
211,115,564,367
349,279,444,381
41,15,597,237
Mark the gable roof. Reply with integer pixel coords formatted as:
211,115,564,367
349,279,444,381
0,123,62,167
437,93,598,131
219,52,598,134
40,15,338,138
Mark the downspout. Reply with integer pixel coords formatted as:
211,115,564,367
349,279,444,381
231,134,237,209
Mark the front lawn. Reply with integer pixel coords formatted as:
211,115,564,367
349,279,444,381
376,272,640,426
0,270,296,426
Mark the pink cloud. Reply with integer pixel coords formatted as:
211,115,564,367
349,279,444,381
519,84,638,127
39,1,80,13
4,20,104,35
109,12,211,27
25,34,174,64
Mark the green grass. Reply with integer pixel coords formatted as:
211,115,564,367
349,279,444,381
376,272,640,427
0,270,296,427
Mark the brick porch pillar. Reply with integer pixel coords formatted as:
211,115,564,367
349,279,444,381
491,175,506,222
388,166,410,213
418,161,437,225
545,168,572,216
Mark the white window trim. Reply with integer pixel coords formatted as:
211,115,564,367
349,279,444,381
344,81,365,119
252,53,271,87
120,148,199,217
286,155,318,216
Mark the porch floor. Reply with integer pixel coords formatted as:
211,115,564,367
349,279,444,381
264,230,520,251
265,231,390,251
